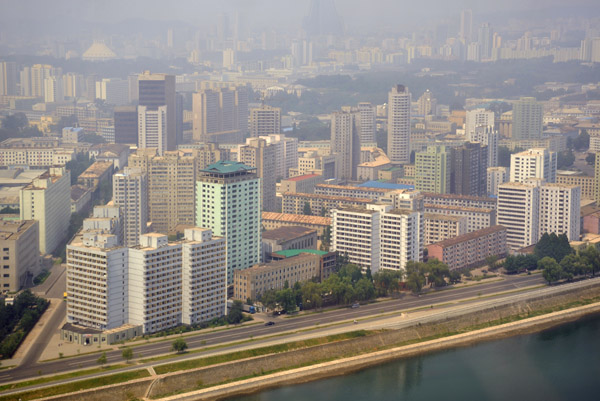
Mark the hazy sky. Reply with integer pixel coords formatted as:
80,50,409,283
1,0,599,34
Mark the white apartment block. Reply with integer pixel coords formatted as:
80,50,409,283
181,228,227,325
82,205,123,245
96,78,129,106
67,233,128,331
138,105,168,155
113,167,148,247
469,125,499,167
539,184,581,241
332,204,424,274
510,148,557,183
331,206,381,272
380,208,423,272
465,108,495,137
249,105,281,138
487,166,509,196
128,234,182,334
20,167,71,254
358,102,376,144
424,204,495,233
424,213,468,245
0,147,75,167
387,85,411,164
497,182,540,251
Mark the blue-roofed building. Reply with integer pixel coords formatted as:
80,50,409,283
357,180,415,190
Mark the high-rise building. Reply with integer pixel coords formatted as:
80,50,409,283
415,145,451,194
239,138,277,212
128,234,182,334
465,108,495,137
512,97,543,140
256,134,298,180
478,23,493,59
451,142,488,197
0,220,40,293
302,0,343,37
497,182,540,251
62,73,84,99
181,228,227,325
146,151,198,234
67,233,128,330
138,72,177,150
332,203,423,274
357,102,376,143
249,105,281,138
44,76,64,103
510,148,557,183
0,61,18,96
459,9,473,43
331,108,361,181
96,78,129,106
24,64,60,98
416,90,437,116
114,106,139,145
387,85,411,164
468,125,499,168
192,83,248,143
196,161,261,284
539,184,581,242
487,166,509,196
138,105,168,155
20,167,71,254
113,167,148,247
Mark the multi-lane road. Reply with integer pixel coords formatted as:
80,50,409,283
0,273,545,385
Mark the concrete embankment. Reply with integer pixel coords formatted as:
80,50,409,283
29,278,600,401
162,303,600,401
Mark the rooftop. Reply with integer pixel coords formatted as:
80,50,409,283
262,226,317,242
274,249,330,258
422,192,496,203
201,160,255,174
424,204,494,213
262,212,331,226
78,161,113,178
285,174,320,182
425,213,465,222
0,220,37,241
357,181,415,190
283,192,374,203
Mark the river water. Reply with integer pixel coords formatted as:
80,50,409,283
229,313,600,401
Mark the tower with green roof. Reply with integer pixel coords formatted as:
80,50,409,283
196,161,261,285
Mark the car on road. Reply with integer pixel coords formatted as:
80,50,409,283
351,303,360,309
264,321,275,326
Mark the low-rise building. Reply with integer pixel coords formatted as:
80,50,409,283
556,171,595,200
70,184,92,214
261,212,331,240
0,220,40,293
424,213,468,245
424,204,495,233
262,226,318,262
279,174,324,194
282,192,374,216
427,225,508,270
422,192,497,210
271,249,337,281
77,161,114,191
233,252,321,301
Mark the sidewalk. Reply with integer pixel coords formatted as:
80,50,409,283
4,298,63,367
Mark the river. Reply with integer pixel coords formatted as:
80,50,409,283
229,313,600,401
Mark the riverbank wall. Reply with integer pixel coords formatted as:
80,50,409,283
34,278,600,401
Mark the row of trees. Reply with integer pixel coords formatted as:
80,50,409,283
258,259,457,313
0,290,49,359
503,233,574,274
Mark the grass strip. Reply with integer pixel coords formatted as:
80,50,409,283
153,330,371,375
0,364,129,392
151,296,600,399
0,369,150,401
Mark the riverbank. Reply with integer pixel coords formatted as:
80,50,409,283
161,302,600,401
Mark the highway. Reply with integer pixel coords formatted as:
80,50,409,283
0,273,545,385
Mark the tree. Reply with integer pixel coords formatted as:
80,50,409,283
303,202,312,216
320,226,331,251
449,270,462,284
559,254,583,281
171,338,188,354
338,264,363,283
535,233,574,264
572,130,590,151
539,257,562,284
557,150,575,169
122,347,133,363
425,259,450,288
404,261,426,294
586,153,596,166
276,288,297,312
97,351,107,366
227,300,244,324
485,255,499,271
578,246,600,277
260,290,278,312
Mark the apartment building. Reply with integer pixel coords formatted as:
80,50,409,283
282,192,374,216
427,225,508,270
510,148,557,183
424,213,468,245
497,182,540,251
424,204,495,233
0,220,40,293
113,168,147,247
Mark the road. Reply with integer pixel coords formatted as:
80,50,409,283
0,273,544,384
